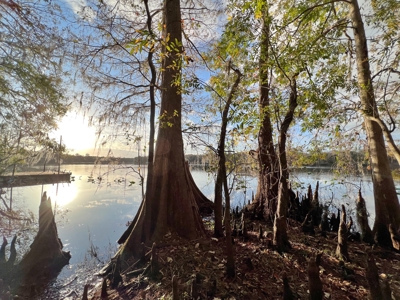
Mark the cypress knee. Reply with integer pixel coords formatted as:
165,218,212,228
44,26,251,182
191,277,198,300
366,252,383,300
258,225,263,240
282,272,294,300
7,236,17,267
101,277,108,298
308,255,323,300
111,255,122,288
336,205,349,261
381,274,392,300
172,275,179,300
356,189,374,244
0,237,7,264
389,224,400,251
82,284,89,300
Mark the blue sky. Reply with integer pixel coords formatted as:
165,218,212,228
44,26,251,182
47,0,400,159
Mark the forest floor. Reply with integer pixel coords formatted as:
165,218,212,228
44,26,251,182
88,218,400,300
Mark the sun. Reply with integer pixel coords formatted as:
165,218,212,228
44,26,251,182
50,112,97,154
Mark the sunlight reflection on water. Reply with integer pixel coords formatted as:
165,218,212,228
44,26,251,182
47,182,78,207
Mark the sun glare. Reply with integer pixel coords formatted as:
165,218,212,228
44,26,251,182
50,113,97,154
46,183,78,207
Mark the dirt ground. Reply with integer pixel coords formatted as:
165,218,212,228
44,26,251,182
84,218,400,300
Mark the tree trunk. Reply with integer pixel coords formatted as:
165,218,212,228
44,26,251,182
368,115,400,166
214,66,241,277
214,67,242,238
251,9,279,221
214,158,224,237
273,75,297,252
118,0,205,260
223,160,235,279
144,0,156,203
350,0,400,246
116,0,157,247
184,161,214,215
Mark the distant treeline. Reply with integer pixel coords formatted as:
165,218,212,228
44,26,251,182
34,154,145,166
293,150,399,169
33,150,399,169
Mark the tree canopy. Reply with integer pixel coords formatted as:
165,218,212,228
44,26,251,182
0,0,68,174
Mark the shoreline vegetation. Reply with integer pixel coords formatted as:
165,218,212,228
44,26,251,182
5,150,400,174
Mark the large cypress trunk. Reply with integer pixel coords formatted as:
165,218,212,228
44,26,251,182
250,11,279,221
350,0,400,246
118,0,205,260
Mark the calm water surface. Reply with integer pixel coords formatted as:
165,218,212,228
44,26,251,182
1,164,399,299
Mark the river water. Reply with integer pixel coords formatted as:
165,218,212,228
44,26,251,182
1,164,398,299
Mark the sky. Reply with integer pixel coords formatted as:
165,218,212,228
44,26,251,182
49,111,145,157
49,112,97,155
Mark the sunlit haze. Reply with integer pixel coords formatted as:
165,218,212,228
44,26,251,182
47,182,78,207
50,112,97,155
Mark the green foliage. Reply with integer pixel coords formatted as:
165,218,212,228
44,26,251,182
210,0,352,153
158,110,179,128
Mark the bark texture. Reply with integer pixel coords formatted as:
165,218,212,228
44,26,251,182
336,205,349,261
215,67,241,277
0,192,70,297
308,254,323,300
250,12,279,221
366,252,383,300
389,224,400,251
185,161,214,215
214,67,242,238
18,192,71,278
350,0,400,246
118,0,205,260
356,189,374,244
282,272,294,300
273,75,297,252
